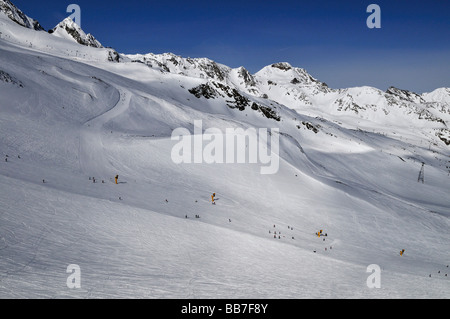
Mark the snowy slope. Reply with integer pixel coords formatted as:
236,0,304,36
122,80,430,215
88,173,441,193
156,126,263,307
0,3,449,299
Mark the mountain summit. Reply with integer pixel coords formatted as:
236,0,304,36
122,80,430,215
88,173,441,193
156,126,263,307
0,0,44,31
50,17,103,48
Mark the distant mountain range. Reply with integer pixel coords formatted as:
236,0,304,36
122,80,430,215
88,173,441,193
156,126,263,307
1,0,449,146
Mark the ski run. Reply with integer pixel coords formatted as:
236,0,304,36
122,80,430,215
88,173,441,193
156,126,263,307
0,0,449,298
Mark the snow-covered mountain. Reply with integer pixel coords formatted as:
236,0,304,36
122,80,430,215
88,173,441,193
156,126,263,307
1,1,449,299
50,17,103,48
423,88,450,104
123,54,449,141
0,0,44,31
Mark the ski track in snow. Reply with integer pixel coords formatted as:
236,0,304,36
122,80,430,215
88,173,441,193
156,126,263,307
0,10,449,298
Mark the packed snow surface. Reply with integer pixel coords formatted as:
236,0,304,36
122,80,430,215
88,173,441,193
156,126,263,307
0,8,449,298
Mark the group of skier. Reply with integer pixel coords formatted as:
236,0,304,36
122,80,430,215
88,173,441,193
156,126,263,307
32,166,433,267
107,178,415,261
269,224,295,240
4,154,21,162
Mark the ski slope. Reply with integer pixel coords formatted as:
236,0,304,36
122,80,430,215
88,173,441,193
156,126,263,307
0,9,449,298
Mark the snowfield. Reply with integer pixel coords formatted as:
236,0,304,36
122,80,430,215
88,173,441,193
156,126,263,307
0,5,449,299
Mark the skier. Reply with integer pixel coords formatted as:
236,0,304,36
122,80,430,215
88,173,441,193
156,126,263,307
211,193,216,205
115,175,119,184
400,249,405,256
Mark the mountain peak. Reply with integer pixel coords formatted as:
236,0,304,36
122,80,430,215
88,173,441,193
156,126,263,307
51,17,103,48
271,62,293,71
0,0,44,31
386,86,424,104
422,87,450,104
59,17,78,27
255,62,325,89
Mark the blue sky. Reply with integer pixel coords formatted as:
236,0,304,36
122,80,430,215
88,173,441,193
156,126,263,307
12,0,450,93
